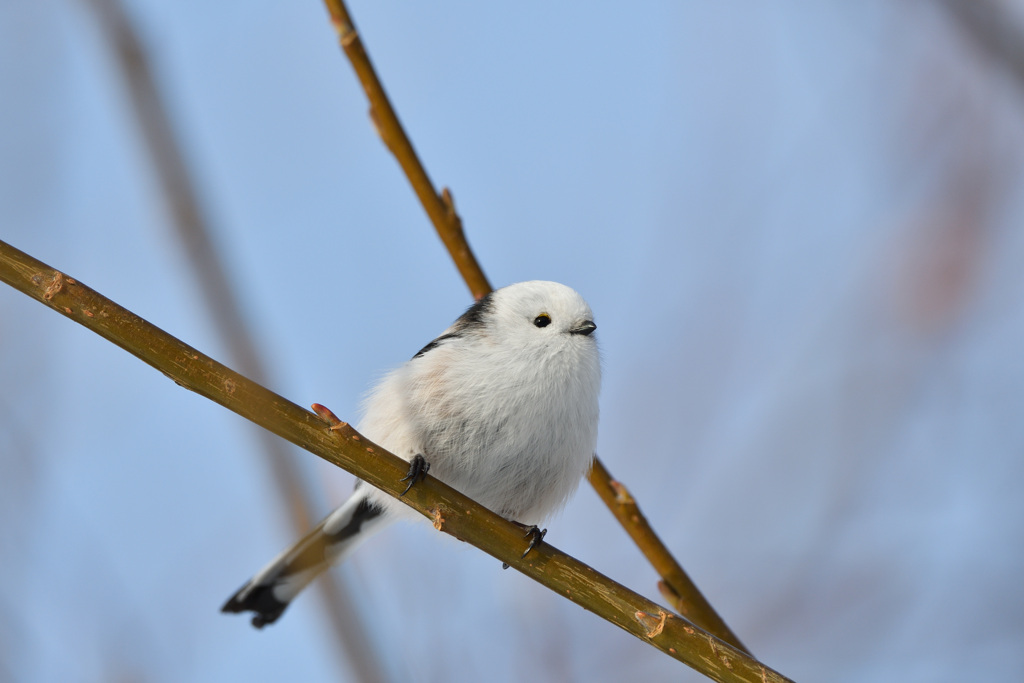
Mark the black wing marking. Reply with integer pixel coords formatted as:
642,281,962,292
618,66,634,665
413,332,460,359
412,292,494,359
454,292,494,330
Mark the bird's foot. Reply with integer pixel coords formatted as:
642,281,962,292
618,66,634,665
521,525,547,558
399,454,430,497
502,523,547,569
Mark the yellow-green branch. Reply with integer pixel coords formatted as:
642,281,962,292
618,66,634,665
0,240,789,683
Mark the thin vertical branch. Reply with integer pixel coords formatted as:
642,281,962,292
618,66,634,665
322,0,492,299
316,0,749,655
81,1,387,680
588,458,747,651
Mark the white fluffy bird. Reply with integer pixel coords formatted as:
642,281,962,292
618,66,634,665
222,281,601,627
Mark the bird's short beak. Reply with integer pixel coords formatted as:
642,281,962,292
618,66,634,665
570,320,597,336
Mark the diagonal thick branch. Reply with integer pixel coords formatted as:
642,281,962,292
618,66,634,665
319,0,748,653
0,240,789,683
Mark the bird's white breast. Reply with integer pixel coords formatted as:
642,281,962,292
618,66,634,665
360,334,600,525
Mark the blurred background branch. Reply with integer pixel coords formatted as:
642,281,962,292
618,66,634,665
80,0,386,680
940,0,1024,91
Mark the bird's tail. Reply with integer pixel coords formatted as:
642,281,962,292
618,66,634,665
222,491,388,628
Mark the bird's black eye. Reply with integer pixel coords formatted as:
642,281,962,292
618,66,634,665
534,314,551,328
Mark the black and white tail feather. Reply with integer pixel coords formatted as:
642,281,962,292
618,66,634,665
222,491,388,627
222,281,601,628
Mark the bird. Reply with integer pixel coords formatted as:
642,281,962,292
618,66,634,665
222,280,601,628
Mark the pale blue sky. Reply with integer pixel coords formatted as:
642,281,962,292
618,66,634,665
2,2,1023,681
